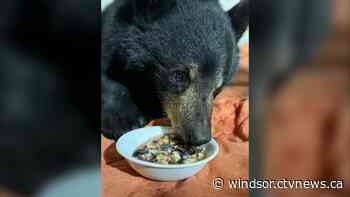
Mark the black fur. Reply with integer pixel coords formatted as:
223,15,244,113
102,0,249,142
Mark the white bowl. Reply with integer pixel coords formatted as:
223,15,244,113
116,126,219,181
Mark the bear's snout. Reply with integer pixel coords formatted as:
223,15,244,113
176,106,212,146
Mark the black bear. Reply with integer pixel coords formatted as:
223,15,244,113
102,0,249,145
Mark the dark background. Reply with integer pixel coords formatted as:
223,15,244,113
1,0,100,196
252,0,350,196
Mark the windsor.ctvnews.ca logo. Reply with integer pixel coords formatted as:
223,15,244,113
212,177,344,190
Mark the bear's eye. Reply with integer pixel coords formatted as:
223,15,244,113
172,71,187,82
167,70,190,94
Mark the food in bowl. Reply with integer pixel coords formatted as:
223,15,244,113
133,133,206,164
116,126,219,181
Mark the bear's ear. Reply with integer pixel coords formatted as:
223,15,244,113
223,0,249,41
130,0,177,21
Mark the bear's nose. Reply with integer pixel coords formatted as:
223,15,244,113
190,136,211,146
185,125,211,146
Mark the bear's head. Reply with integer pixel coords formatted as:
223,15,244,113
110,0,248,145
